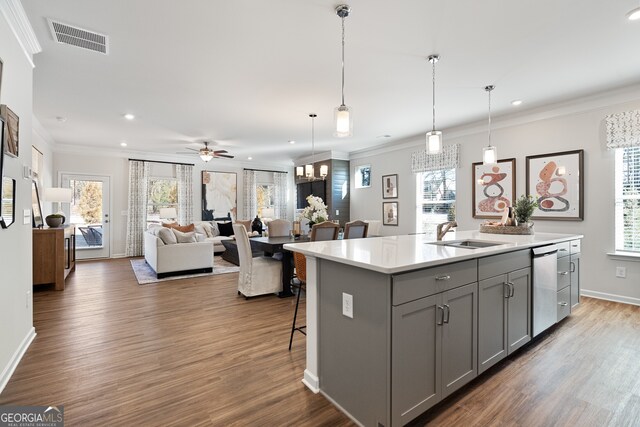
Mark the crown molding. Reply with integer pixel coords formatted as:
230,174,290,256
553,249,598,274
294,150,349,166
349,82,640,160
0,0,41,68
32,116,57,149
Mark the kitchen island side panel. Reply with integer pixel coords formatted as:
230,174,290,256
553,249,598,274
319,259,392,427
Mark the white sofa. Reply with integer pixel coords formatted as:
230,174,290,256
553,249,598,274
144,227,214,278
193,221,235,253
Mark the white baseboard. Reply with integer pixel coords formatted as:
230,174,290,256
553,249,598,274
0,327,36,394
111,253,127,259
581,289,640,307
302,369,319,393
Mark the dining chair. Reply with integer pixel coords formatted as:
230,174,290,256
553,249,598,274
310,221,340,241
267,219,292,237
344,220,369,239
363,220,382,236
289,251,307,350
232,224,282,298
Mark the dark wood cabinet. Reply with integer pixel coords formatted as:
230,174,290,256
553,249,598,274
33,225,76,290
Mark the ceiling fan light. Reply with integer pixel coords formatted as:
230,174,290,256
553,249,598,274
483,146,497,165
627,7,640,20
334,105,352,137
200,152,213,162
426,131,442,155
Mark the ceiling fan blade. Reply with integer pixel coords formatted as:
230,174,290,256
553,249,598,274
213,150,228,154
185,147,200,152
214,154,235,159
176,152,197,154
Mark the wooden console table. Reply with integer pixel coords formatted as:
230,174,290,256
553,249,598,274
33,225,76,290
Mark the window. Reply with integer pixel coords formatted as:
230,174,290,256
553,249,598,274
147,178,178,226
257,183,274,217
615,146,640,253
417,169,456,239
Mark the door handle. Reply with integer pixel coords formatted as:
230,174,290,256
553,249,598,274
558,301,568,307
509,282,515,298
443,304,450,324
504,282,510,298
559,271,569,276
569,262,575,273
435,275,451,281
436,306,444,325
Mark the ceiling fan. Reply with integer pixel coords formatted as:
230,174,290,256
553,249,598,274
178,141,234,162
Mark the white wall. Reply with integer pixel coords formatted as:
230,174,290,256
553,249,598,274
351,90,640,305
52,151,294,257
0,9,36,391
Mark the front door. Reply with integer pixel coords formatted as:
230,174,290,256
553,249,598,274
60,174,111,259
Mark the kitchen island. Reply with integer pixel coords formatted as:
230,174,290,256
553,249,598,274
284,230,583,427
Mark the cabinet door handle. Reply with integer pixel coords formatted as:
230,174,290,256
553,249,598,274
65,237,71,269
436,306,444,325
558,301,568,307
559,248,567,252
443,304,451,324
559,271,569,276
509,282,515,298
569,262,575,273
435,275,451,281
504,282,510,299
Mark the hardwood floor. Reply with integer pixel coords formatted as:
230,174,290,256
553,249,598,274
1,259,639,426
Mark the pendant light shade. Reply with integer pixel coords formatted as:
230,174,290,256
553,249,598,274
483,85,498,165
334,5,353,138
305,164,314,178
426,55,442,154
296,166,304,177
320,164,329,179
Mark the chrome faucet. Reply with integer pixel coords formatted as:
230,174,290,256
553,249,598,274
436,221,457,241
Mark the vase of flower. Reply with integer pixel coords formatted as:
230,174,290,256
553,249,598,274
299,195,328,234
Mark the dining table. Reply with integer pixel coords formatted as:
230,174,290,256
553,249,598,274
249,235,310,298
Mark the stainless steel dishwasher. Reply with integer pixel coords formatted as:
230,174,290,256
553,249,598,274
532,245,558,337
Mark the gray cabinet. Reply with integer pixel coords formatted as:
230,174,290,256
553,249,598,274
478,267,531,374
478,249,532,375
570,250,581,310
392,282,477,426
557,239,581,319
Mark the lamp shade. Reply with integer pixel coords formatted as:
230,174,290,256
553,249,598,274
320,164,328,178
483,146,498,165
261,208,275,219
426,131,442,154
305,164,314,178
159,207,177,219
296,166,304,177
43,188,72,203
334,105,353,137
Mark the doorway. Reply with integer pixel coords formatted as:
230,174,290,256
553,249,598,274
60,174,111,259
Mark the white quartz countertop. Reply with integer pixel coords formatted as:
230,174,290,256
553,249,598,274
284,230,583,275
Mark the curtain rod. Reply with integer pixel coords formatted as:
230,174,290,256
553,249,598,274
243,168,288,174
129,158,195,167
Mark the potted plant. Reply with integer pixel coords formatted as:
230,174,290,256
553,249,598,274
514,195,537,228
299,195,328,229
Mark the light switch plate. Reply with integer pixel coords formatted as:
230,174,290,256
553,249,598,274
342,292,353,318
616,266,627,278
336,209,340,216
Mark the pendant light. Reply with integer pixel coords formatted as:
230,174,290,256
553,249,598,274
482,85,498,165
305,114,318,180
296,166,304,177
426,54,442,154
334,5,353,138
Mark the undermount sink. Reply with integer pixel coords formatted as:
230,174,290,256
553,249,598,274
427,239,505,249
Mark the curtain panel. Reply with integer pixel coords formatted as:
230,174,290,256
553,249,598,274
605,110,640,149
243,169,257,220
176,164,194,225
273,172,289,220
411,144,460,173
125,160,150,257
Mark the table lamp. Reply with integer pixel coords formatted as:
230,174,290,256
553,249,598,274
159,208,178,223
43,187,72,227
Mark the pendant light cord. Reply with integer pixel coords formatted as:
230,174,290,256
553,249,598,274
432,59,436,132
341,17,346,106
487,87,492,147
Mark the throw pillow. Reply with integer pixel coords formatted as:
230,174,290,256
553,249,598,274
157,227,178,245
208,221,220,237
217,221,234,237
172,229,197,243
163,223,195,233
198,222,214,238
194,224,206,236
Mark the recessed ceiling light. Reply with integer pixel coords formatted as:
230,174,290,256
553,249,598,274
56,116,67,123
120,141,127,147
627,7,640,20
123,113,135,120
511,100,523,106
247,156,253,160
289,140,296,144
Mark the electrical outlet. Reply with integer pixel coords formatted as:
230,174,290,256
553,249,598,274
342,292,353,318
616,266,627,278
336,209,339,216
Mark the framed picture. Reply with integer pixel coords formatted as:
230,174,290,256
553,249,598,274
31,180,44,228
201,171,237,220
383,201,398,226
1,105,19,158
526,149,584,221
0,177,15,229
382,174,398,199
472,158,516,218
355,164,371,188
0,116,4,179
0,57,3,100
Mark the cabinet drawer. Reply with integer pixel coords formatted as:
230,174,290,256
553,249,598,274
478,249,531,281
570,239,581,255
557,256,570,291
392,260,477,306
557,286,570,322
556,241,570,258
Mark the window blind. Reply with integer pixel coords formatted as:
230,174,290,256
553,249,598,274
615,146,640,252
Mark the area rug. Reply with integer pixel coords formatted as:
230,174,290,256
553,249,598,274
130,256,239,285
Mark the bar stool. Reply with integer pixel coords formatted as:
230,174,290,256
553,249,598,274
289,251,307,350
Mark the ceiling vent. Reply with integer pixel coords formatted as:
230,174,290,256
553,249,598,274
47,19,109,54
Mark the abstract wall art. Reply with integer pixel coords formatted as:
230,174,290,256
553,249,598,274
355,165,371,188
526,150,584,221
201,171,237,220
472,158,516,218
